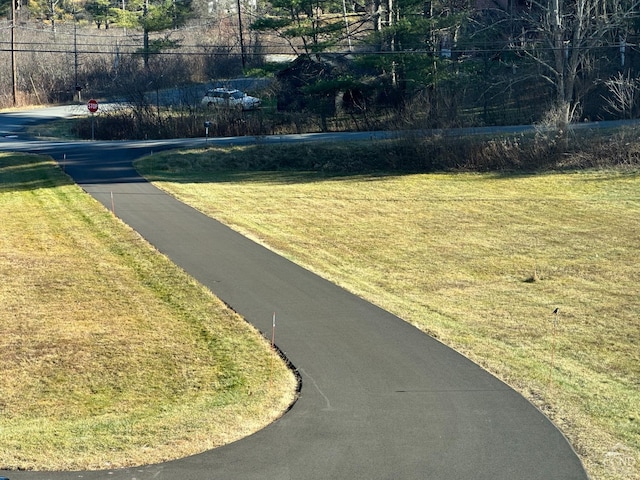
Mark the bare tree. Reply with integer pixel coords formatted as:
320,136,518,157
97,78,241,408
603,71,639,119
48,0,59,31
522,0,640,131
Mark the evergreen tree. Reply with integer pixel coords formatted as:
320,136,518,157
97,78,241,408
85,0,118,28
250,0,359,54
110,0,192,66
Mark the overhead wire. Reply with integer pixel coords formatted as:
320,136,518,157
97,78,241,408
0,13,637,57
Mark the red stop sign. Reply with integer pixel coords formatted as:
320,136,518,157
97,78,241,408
87,99,99,113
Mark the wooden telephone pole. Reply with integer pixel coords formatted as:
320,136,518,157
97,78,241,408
236,0,246,69
11,0,18,106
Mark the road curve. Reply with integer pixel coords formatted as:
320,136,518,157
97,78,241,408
0,111,589,480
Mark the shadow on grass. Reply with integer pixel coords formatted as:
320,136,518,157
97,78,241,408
133,129,640,186
144,169,404,185
137,161,640,189
133,141,448,185
0,153,75,192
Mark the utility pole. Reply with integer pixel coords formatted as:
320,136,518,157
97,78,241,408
236,0,245,69
143,0,149,68
74,5,82,102
11,0,18,106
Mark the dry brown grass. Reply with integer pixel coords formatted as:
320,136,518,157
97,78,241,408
136,148,640,480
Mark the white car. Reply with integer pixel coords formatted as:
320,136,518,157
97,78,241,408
201,88,261,110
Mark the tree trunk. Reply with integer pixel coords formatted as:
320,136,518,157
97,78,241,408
143,0,149,68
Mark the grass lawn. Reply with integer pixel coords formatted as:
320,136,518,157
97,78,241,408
135,144,640,480
0,152,297,471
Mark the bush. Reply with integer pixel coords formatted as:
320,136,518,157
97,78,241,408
227,130,640,173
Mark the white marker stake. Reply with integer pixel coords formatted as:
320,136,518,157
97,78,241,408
272,312,276,347
111,191,115,215
270,312,276,388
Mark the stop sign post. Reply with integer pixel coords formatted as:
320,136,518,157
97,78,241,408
87,99,98,140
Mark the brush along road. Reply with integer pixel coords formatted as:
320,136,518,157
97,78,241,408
0,110,588,480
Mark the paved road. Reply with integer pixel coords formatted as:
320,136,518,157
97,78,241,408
0,109,589,480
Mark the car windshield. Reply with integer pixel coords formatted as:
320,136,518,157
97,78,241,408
230,91,244,99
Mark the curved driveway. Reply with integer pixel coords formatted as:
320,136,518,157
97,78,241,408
0,109,589,480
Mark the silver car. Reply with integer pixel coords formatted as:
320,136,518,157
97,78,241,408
201,88,261,110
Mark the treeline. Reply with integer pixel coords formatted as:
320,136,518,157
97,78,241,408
2,0,640,133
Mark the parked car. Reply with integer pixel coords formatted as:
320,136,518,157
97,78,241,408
201,88,261,110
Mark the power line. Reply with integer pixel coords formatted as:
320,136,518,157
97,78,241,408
0,42,631,56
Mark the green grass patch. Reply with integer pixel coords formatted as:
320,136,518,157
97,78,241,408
136,145,640,480
0,153,297,471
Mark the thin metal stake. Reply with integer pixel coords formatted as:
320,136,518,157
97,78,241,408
270,312,276,389
548,308,559,390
